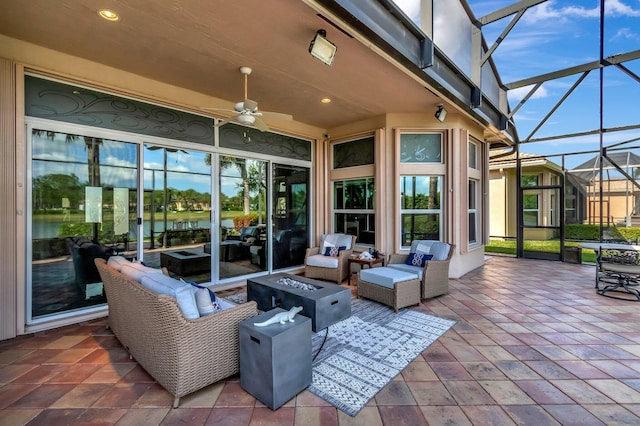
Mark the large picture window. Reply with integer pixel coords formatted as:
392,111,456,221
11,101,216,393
333,178,375,245
400,176,442,246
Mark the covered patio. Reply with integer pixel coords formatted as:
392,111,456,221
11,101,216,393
3,256,640,425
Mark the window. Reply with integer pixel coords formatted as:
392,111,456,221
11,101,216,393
332,137,374,169
333,178,375,245
469,179,478,244
400,176,442,246
521,174,539,187
523,193,540,226
468,141,478,169
399,133,442,163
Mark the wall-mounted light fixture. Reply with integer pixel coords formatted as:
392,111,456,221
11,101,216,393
309,29,337,66
435,104,447,122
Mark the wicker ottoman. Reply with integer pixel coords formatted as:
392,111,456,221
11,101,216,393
357,267,421,313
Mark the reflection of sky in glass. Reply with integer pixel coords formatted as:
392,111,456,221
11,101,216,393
143,146,211,192
32,131,137,188
414,176,440,195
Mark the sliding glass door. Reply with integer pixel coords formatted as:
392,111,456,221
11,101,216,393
30,129,138,320
219,156,268,280
142,145,212,282
273,164,309,269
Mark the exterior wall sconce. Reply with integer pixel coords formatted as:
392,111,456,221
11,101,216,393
309,29,337,66
435,104,447,122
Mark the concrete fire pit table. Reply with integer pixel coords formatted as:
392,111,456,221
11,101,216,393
247,273,351,332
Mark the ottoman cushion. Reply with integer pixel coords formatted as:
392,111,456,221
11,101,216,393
387,263,423,280
360,267,419,289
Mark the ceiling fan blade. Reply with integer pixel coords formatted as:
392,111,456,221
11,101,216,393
260,111,293,121
201,107,237,113
253,117,270,132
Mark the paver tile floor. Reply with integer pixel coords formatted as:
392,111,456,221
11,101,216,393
2,256,640,425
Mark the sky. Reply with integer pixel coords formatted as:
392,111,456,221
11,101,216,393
465,0,640,169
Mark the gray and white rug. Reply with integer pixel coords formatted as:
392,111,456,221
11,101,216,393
310,298,455,416
225,292,455,416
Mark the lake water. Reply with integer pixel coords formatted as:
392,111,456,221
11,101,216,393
32,218,230,239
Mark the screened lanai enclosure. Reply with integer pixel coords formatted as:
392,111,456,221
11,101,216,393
481,0,640,263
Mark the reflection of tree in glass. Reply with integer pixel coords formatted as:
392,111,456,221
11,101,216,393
32,174,83,210
35,131,103,240
221,156,251,215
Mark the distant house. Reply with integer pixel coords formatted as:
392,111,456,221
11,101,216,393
489,149,582,241
569,152,640,227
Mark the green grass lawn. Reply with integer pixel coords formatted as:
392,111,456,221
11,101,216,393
485,239,596,263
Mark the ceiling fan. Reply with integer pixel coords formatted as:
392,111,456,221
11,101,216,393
203,66,293,132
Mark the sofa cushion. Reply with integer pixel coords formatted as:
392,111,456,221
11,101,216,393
360,267,419,289
107,255,130,272
120,262,163,282
306,253,339,268
140,274,200,320
388,263,424,280
406,253,433,267
180,278,222,316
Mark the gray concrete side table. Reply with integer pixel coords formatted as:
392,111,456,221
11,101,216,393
239,308,312,410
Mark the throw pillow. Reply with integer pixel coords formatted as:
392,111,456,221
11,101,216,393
180,279,221,314
406,253,433,267
323,246,347,257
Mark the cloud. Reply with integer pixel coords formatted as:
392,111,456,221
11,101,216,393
523,0,640,24
508,85,550,102
611,27,640,41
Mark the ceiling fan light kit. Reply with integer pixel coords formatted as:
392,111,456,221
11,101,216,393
202,66,292,132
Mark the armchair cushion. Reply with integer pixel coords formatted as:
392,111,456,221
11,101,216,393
306,254,339,268
429,242,451,261
406,253,433,267
320,233,354,251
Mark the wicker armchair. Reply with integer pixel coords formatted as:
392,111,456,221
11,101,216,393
387,241,454,299
304,233,357,283
95,258,258,407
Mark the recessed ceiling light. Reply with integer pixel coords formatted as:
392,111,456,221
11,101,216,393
98,9,120,21
321,98,332,104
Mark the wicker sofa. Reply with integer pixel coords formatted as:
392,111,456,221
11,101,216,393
95,258,258,407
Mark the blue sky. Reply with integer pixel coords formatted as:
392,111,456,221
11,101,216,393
465,0,640,169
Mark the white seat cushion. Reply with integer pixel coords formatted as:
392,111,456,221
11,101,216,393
306,253,339,268
388,263,423,280
360,267,419,289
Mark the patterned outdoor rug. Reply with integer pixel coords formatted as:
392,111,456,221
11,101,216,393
309,298,456,416
223,292,455,416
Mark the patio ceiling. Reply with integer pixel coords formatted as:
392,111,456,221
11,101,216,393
0,0,459,132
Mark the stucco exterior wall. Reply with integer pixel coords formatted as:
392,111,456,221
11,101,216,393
1,34,490,337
